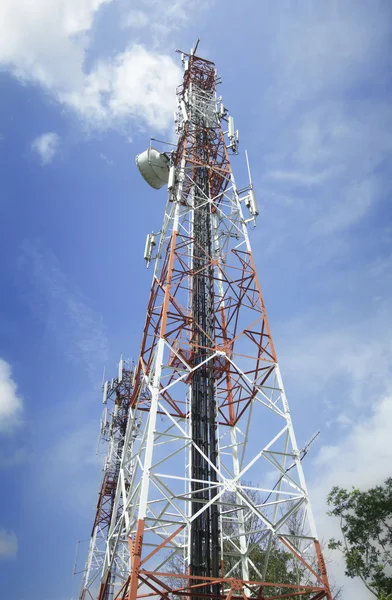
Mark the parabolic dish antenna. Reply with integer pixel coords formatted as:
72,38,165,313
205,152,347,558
135,148,170,189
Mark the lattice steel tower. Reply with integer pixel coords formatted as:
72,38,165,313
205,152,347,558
78,44,332,600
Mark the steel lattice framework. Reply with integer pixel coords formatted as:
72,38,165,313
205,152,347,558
79,363,139,600
79,48,332,600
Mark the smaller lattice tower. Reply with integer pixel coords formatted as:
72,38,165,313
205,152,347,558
77,43,332,600
78,360,140,600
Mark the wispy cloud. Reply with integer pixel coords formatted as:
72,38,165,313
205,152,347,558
314,393,392,492
276,299,392,598
309,387,392,598
0,0,213,133
266,169,334,186
121,0,210,43
0,359,23,433
121,9,149,29
42,419,103,516
254,3,392,244
19,239,108,378
260,104,392,239
61,44,181,131
0,0,183,132
0,530,17,559
99,152,114,166
311,177,378,236
279,301,392,411
31,132,60,165
263,2,390,109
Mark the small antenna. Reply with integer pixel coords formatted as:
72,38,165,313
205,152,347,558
150,137,177,148
102,380,108,404
118,355,123,383
73,539,89,575
73,540,79,575
73,541,83,576
95,425,102,455
101,366,106,388
193,38,200,55
301,431,320,457
245,150,253,188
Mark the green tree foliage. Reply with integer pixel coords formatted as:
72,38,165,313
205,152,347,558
327,478,392,599
213,490,296,597
223,535,297,597
168,490,341,599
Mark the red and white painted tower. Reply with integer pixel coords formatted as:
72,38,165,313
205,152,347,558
78,44,332,600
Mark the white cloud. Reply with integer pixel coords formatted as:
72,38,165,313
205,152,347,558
311,177,377,235
60,44,181,131
266,168,333,186
263,3,389,109
0,0,182,132
0,530,17,558
309,394,392,600
0,359,23,433
99,152,114,166
279,303,392,410
40,416,104,517
31,132,60,165
255,4,392,241
0,0,111,88
314,394,392,491
276,304,392,598
261,103,392,237
121,0,206,41
122,9,149,29
326,413,353,430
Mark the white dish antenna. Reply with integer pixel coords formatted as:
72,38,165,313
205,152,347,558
136,148,170,189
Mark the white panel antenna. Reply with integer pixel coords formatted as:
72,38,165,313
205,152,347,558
168,166,176,191
227,116,239,152
144,233,157,266
248,189,259,216
244,150,259,218
180,100,189,123
102,381,108,404
228,116,235,139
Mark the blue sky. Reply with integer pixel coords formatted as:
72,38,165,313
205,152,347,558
0,1,391,598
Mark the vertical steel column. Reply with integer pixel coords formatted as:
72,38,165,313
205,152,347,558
190,81,220,587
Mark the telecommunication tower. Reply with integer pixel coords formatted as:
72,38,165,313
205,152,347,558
78,44,332,600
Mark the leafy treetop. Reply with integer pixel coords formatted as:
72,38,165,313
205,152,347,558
327,478,392,599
